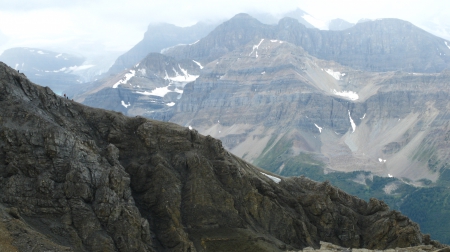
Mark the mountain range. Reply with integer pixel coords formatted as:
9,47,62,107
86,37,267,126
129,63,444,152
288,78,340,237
68,13,450,244
3,8,450,248
1,61,445,251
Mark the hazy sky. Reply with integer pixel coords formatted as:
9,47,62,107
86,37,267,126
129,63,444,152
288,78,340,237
0,0,449,56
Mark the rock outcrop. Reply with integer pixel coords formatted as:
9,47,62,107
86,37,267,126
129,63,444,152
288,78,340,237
0,62,443,251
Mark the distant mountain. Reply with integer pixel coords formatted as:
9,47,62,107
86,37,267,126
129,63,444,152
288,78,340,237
251,8,326,29
107,21,218,74
74,53,201,117
357,18,372,24
165,14,271,62
328,18,355,30
419,14,450,41
0,47,88,94
282,8,318,29
165,14,450,73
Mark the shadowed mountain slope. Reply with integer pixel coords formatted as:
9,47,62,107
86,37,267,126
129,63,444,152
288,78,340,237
0,62,443,251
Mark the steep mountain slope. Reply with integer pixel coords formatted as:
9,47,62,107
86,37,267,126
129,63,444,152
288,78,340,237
165,14,450,73
0,62,442,251
107,22,217,75
0,47,87,94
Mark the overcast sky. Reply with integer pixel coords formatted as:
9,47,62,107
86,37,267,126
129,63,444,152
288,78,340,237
0,0,449,57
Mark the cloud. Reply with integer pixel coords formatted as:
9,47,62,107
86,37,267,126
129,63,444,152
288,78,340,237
0,0,449,57
0,29,8,46
0,0,92,11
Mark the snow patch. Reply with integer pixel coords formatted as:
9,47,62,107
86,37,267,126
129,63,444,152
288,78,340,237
135,63,139,68
360,113,366,120
137,87,171,97
326,69,346,80
249,39,264,57
302,14,328,30
348,110,356,133
378,158,387,163
445,41,450,50
188,125,193,130
332,89,359,100
261,71,266,75
314,123,323,133
138,68,197,98
55,53,62,58
190,40,200,45
164,66,199,82
66,65,95,72
166,102,175,107
270,39,283,43
121,101,131,108
37,50,45,55
260,172,281,183
138,68,146,75
113,70,136,88
192,60,203,69
388,174,393,178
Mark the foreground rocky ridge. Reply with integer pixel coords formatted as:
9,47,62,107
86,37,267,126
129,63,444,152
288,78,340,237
0,62,443,251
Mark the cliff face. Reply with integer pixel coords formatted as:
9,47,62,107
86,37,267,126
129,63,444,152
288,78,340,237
0,62,439,251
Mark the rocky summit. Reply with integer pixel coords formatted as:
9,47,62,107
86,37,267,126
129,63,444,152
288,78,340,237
0,62,445,251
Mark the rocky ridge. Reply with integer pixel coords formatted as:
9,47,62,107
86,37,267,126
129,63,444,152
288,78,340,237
0,62,443,251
